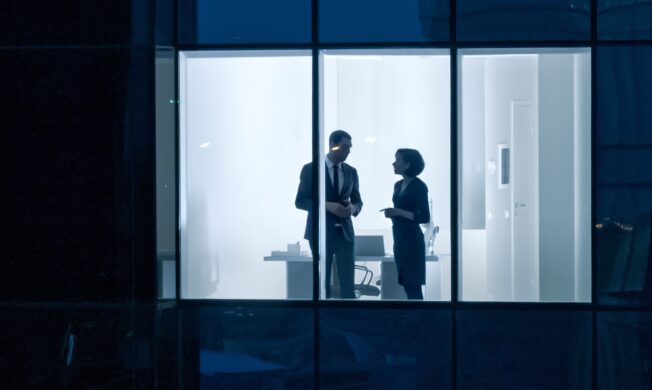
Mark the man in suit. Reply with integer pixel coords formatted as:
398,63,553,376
295,130,363,299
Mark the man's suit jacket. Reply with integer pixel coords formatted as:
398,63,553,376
295,161,363,243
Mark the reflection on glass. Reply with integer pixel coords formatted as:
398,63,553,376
179,51,311,299
181,306,314,388
457,0,590,42
321,49,451,301
319,0,449,43
598,0,652,40
320,308,451,387
596,46,652,306
459,48,591,302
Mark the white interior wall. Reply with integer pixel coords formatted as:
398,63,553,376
180,52,312,299
484,55,537,301
460,56,487,300
538,54,577,301
574,52,592,302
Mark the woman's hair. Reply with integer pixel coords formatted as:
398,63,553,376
396,148,425,177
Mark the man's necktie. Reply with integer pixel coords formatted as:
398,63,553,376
332,164,339,199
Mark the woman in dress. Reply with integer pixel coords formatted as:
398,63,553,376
383,149,430,300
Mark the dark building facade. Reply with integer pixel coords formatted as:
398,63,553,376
2,1,651,388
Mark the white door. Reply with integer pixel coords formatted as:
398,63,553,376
510,101,539,301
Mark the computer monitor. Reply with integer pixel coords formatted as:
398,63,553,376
355,235,385,256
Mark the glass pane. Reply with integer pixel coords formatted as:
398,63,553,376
156,48,177,299
457,0,590,42
320,308,451,388
598,0,652,40
459,48,592,302
2,49,138,301
598,312,652,390
319,0,449,43
179,51,312,299
596,46,652,306
179,0,311,45
318,49,451,300
181,306,313,389
1,306,147,388
457,310,592,389
0,1,132,45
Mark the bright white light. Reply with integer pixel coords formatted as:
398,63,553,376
199,142,211,148
364,137,377,144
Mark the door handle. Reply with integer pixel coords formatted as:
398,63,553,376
515,202,526,208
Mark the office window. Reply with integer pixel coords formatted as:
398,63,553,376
598,0,652,40
457,310,592,389
319,0,449,43
180,306,314,388
457,0,590,42
178,0,311,45
598,312,652,389
179,51,312,299
320,49,451,300
320,308,451,387
459,49,591,302
595,46,652,306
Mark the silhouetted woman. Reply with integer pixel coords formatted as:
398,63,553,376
383,149,429,300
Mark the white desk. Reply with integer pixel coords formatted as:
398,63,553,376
264,253,440,299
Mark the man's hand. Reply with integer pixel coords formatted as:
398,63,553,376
326,202,352,218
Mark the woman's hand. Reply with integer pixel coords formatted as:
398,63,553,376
382,207,413,220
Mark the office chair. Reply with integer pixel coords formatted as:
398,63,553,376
353,265,381,298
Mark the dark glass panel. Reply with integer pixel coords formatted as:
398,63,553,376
0,305,150,388
156,0,176,45
156,48,177,300
319,0,449,43
457,310,592,389
320,308,451,388
0,48,155,301
155,303,179,388
180,306,314,389
598,0,652,40
0,1,134,45
596,46,652,305
598,312,652,390
457,0,590,42
178,0,311,45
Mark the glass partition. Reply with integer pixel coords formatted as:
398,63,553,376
459,48,592,302
179,50,312,299
320,49,451,300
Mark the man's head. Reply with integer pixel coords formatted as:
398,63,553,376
328,130,352,164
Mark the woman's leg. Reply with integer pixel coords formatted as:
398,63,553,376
403,285,423,300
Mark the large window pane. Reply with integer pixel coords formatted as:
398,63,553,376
457,0,590,42
320,49,451,300
319,0,449,43
179,51,311,299
459,49,592,302
598,312,652,389
180,306,314,388
179,0,311,45
596,46,652,306
458,310,592,389
320,308,451,388
598,0,652,40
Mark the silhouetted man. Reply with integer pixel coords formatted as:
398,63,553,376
295,130,363,298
